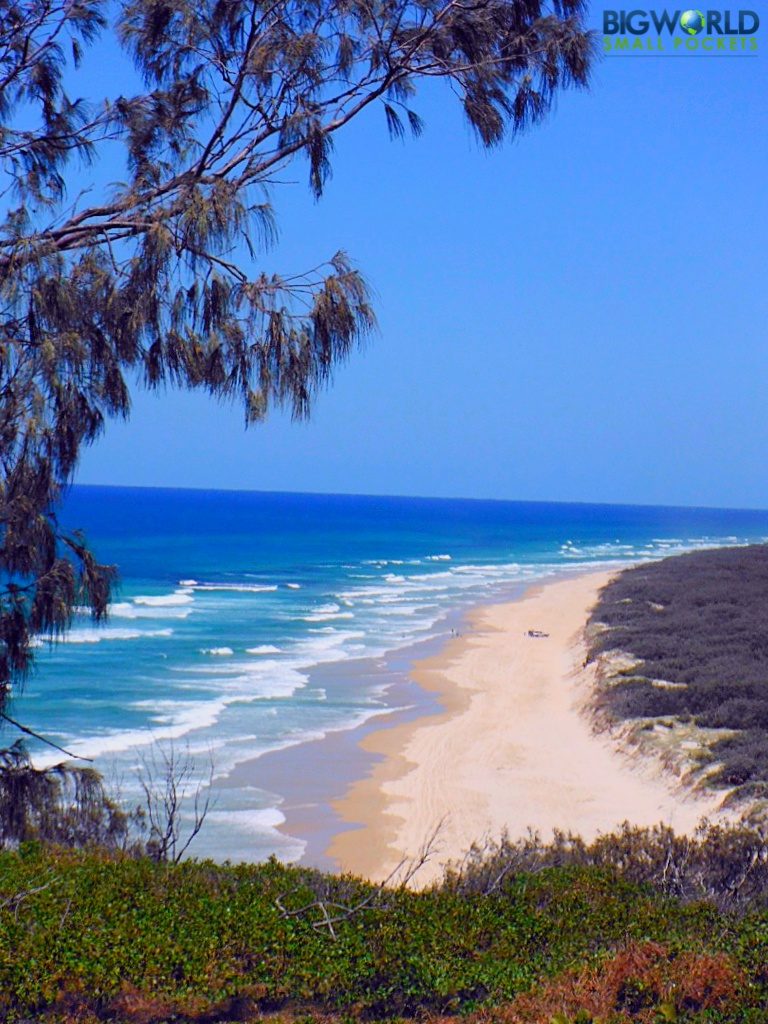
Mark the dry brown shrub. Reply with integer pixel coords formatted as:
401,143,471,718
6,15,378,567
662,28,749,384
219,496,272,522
101,983,277,1023
460,942,740,1023
104,984,178,1024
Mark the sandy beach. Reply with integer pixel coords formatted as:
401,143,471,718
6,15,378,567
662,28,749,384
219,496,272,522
328,570,729,885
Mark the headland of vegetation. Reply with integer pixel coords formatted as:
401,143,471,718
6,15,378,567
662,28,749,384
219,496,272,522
587,544,768,808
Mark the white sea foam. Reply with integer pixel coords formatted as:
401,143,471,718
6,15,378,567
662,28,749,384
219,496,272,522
286,583,301,589
130,697,229,732
48,627,174,645
554,537,753,564
229,806,285,829
108,601,192,620
183,659,309,700
203,807,306,863
246,644,282,654
200,646,235,656
426,554,452,561
303,611,355,622
190,583,278,593
134,591,195,607
30,698,227,768
297,629,364,651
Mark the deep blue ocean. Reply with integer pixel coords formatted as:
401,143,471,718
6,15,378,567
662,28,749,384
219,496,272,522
11,486,768,862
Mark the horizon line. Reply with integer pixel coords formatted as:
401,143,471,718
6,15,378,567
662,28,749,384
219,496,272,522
68,482,768,517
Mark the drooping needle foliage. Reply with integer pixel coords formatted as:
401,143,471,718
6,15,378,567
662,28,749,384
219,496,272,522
0,0,595,714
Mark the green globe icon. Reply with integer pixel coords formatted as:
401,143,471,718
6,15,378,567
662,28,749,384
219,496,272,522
680,9,705,34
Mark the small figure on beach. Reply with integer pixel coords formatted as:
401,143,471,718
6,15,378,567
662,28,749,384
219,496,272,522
527,629,550,638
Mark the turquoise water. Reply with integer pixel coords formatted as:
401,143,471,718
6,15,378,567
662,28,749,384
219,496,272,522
11,487,768,861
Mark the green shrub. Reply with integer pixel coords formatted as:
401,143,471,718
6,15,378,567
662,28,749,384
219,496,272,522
0,837,767,1022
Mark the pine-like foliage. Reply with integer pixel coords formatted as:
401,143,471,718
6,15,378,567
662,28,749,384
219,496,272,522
0,0,595,712
0,741,130,848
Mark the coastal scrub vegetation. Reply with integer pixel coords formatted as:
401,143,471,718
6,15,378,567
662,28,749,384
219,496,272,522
442,819,768,914
587,545,768,801
0,0,595,730
3,819,768,1022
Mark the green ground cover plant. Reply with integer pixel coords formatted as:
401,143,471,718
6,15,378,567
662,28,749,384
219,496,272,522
2,826,768,1023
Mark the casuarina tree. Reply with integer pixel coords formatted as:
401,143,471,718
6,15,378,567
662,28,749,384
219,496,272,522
0,0,595,726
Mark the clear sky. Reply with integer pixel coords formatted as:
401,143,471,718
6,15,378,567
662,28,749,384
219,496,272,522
75,7,768,508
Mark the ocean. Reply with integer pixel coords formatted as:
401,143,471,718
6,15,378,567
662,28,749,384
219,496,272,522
11,486,768,863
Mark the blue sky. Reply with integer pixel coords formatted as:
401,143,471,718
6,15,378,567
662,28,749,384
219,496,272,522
75,7,768,508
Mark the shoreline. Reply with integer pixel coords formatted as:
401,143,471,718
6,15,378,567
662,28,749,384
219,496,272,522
218,644,443,870
328,569,730,885
216,599,485,867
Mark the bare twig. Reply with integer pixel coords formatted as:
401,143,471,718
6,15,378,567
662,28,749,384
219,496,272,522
0,876,56,920
275,818,448,938
136,742,215,864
